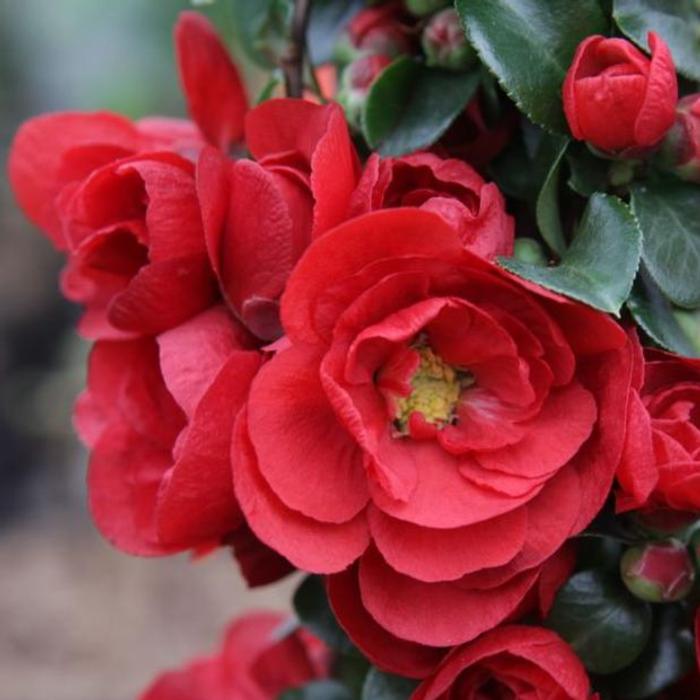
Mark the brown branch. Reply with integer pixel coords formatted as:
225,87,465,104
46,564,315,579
281,0,312,98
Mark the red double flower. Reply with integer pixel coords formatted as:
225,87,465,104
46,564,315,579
233,208,634,674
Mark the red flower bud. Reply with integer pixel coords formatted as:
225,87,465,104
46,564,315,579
421,8,476,72
563,32,677,154
620,539,695,603
657,93,700,183
338,54,392,128
336,3,410,64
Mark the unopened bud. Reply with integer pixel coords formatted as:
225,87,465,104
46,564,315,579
404,0,450,17
656,94,700,184
335,5,410,65
337,54,392,129
620,539,695,603
421,9,476,72
513,239,548,266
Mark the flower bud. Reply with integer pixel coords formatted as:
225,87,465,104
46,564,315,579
421,8,476,72
563,33,677,154
656,94,700,183
620,539,695,603
404,0,450,17
337,54,392,129
513,239,548,266
335,4,410,65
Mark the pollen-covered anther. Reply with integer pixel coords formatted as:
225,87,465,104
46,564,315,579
394,345,471,435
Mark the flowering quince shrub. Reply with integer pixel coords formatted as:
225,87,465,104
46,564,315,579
8,0,700,697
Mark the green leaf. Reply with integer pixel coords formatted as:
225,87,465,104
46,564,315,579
362,57,479,156
632,179,700,309
546,569,652,675
566,143,610,197
362,668,418,700
499,194,642,315
627,270,699,357
281,680,354,700
611,605,695,698
293,575,352,652
307,0,364,65
613,0,700,82
535,135,570,255
455,0,608,132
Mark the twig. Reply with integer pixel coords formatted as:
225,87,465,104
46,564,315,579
281,0,312,98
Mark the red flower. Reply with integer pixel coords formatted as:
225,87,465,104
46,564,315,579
412,626,591,700
348,152,514,259
198,98,360,340
8,12,251,339
76,306,289,582
617,346,700,515
563,32,677,153
139,611,330,700
232,209,634,673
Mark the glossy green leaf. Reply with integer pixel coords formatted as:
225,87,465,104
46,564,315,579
455,0,608,131
362,668,418,700
627,270,699,357
293,575,352,652
281,680,354,700
308,0,364,65
632,179,700,309
611,605,695,698
535,135,570,255
499,194,641,314
566,143,610,197
546,569,652,675
362,57,479,156
613,0,700,81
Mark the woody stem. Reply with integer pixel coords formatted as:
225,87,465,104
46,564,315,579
282,0,312,98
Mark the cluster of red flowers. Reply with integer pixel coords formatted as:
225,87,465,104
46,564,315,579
8,6,700,699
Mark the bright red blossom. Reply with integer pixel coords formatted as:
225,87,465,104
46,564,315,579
140,611,330,700
412,626,591,700
198,98,360,341
348,152,514,259
232,208,634,674
617,347,700,515
563,32,677,153
75,306,290,583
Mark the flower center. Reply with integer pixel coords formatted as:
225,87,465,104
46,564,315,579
394,344,472,435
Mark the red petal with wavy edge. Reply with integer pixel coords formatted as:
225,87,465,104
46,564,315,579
8,112,139,246
617,390,657,511
232,410,370,574
158,306,252,418
327,565,446,679
88,422,180,556
247,344,368,524
571,345,634,532
368,505,528,583
107,254,217,335
413,625,590,700
281,208,464,344
175,12,248,150
475,382,597,479
635,32,678,146
357,547,539,647
155,350,261,547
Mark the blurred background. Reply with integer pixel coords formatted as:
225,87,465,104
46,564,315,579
0,3,291,699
